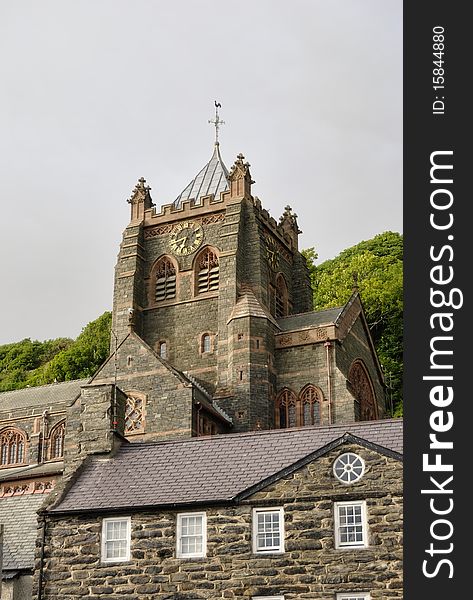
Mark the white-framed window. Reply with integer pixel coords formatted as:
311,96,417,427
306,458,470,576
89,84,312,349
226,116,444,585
101,517,131,562
176,512,207,558
336,594,371,600
253,596,285,600
334,501,368,548
252,507,285,554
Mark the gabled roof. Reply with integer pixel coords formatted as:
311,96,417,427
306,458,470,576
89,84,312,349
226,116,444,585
278,306,344,332
0,379,87,412
49,419,402,514
173,143,229,207
91,331,231,425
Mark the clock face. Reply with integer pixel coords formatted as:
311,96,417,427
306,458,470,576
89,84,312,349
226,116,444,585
170,222,204,256
265,236,279,270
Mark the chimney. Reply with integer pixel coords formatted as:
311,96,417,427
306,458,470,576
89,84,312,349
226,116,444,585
63,383,127,477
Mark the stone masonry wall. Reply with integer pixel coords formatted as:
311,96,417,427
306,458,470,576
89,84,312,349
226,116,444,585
36,443,402,600
274,342,332,425
91,334,194,441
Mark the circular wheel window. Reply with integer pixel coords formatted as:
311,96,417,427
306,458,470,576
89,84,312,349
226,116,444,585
333,452,365,484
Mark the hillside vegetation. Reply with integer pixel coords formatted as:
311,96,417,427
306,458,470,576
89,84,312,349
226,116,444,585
303,231,403,415
0,312,112,392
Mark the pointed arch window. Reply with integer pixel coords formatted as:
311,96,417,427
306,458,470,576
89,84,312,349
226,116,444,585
276,389,298,428
0,428,27,467
275,274,288,318
49,421,65,460
348,360,378,421
196,248,219,294
276,385,323,428
299,384,322,426
154,256,177,302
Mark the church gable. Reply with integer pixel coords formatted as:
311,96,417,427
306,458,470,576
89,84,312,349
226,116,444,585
90,332,195,440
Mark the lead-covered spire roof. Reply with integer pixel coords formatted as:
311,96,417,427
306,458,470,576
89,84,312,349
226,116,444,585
173,143,229,207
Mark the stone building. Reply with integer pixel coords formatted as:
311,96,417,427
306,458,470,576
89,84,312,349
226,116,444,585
36,382,403,599
0,138,398,599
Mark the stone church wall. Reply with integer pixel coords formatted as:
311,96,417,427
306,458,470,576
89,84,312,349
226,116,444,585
334,317,386,418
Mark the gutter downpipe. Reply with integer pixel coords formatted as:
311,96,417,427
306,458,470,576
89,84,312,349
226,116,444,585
37,514,47,600
324,341,333,424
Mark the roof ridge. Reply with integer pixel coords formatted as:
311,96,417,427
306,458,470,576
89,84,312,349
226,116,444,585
0,378,89,396
119,419,403,451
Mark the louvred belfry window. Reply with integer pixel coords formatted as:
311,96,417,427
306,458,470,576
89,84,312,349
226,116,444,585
197,248,219,294
49,421,65,459
0,428,27,467
155,257,176,302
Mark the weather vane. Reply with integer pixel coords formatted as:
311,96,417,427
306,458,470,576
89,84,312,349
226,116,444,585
208,101,225,144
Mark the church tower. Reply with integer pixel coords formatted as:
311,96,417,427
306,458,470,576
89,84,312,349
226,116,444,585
111,136,314,434
108,109,386,439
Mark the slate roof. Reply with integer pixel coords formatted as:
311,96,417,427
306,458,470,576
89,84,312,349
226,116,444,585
278,307,344,332
0,379,87,411
0,494,46,571
50,419,403,514
173,143,229,207
227,289,279,327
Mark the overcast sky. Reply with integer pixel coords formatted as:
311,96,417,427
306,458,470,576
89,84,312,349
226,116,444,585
0,1,402,345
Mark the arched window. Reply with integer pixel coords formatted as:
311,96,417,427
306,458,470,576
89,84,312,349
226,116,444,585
299,384,322,426
276,388,297,428
196,248,219,294
201,334,211,353
348,359,378,421
49,421,65,460
276,385,323,428
125,393,145,434
154,256,177,302
158,341,167,359
0,428,27,467
275,274,288,318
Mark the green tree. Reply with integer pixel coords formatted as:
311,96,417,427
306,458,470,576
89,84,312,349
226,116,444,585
0,337,73,391
302,231,403,415
28,312,112,385
0,312,112,392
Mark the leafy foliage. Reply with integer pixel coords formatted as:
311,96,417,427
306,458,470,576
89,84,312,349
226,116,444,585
0,312,112,392
302,231,403,415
